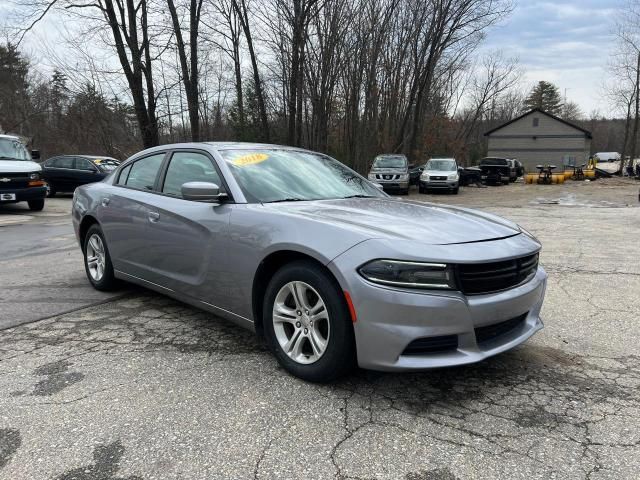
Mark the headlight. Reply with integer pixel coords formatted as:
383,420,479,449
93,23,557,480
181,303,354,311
368,174,376,180
398,174,409,181
358,259,456,290
29,172,41,180
448,173,459,180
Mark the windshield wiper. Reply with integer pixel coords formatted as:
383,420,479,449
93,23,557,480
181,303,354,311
264,198,307,203
341,194,377,199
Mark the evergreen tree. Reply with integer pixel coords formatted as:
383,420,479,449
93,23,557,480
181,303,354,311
0,43,30,133
524,81,564,115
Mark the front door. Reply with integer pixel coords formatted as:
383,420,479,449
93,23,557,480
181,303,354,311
139,150,232,308
74,157,103,189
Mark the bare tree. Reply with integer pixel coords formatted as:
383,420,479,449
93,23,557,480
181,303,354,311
167,0,205,141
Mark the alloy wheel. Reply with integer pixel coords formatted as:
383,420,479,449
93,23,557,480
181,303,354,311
272,281,331,364
86,234,106,282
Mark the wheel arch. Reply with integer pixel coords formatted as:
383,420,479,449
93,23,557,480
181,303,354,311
251,250,346,338
78,215,99,251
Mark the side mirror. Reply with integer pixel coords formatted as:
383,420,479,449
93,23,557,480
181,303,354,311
31,150,40,160
181,181,227,202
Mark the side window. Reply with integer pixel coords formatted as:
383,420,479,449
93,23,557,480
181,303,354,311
76,158,96,171
57,157,74,169
161,151,222,198
124,154,165,191
117,164,132,185
45,157,58,167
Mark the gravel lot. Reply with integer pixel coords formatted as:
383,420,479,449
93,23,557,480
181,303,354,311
1,179,639,479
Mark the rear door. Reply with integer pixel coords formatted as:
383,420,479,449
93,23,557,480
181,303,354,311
138,149,233,307
99,152,166,279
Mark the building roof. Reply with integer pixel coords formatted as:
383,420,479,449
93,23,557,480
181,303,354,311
484,108,592,139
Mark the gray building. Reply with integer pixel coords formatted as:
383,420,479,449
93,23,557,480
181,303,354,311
485,108,592,172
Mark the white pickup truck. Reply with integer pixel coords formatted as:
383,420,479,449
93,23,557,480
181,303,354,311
0,134,46,211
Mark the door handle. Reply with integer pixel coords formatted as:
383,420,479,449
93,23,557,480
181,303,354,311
148,211,160,223
101,198,110,207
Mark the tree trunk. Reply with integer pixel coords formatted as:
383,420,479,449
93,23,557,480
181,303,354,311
629,51,640,164
233,0,270,142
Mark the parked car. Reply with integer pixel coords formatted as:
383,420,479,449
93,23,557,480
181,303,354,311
43,155,120,196
367,154,410,195
73,142,546,382
409,163,426,185
478,157,512,185
419,158,459,194
0,134,46,211
458,166,483,186
506,159,524,182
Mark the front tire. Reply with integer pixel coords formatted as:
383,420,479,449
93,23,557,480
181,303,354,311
28,199,45,211
452,186,459,194
263,261,355,382
83,224,118,291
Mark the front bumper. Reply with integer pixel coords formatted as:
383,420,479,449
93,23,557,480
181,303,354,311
420,179,459,190
378,181,409,191
0,186,47,202
329,237,546,371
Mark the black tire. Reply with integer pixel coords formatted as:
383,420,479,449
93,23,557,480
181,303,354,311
28,199,45,211
47,184,56,197
418,186,425,194
263,260,356,382
452,186,459,194
403,188,410,195
83,224,118,291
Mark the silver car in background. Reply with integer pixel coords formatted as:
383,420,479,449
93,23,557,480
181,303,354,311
72,143,546,382
367,154,410,195
419,157,460,194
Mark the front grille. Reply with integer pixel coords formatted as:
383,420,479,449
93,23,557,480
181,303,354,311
402,334,458,356
456,253,538,295
0,173,29,190
430,176,447,181
475,313,528,346
376,174,398,180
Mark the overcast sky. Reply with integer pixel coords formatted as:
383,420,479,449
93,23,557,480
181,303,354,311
2,0,623,117
480,0,620,116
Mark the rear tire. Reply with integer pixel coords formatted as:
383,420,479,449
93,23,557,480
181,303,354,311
83,224,118,291
28,199,45,211
263,260,356,382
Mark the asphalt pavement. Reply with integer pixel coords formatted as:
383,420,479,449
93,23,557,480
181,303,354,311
0,197,125,330
1,180,639,479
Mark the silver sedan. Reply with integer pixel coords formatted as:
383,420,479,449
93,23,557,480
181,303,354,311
72,143,546,382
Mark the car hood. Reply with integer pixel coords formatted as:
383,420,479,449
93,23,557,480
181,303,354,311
0,160,41,173
423,169,457,177
265,198,521,245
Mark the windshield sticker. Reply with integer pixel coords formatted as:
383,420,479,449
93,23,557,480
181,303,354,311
232,153,269,167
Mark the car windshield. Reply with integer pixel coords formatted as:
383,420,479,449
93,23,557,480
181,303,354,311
372,155,407,169
426,159,456,171
0,138,31,161
93,159,120,172
221,149,385,203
